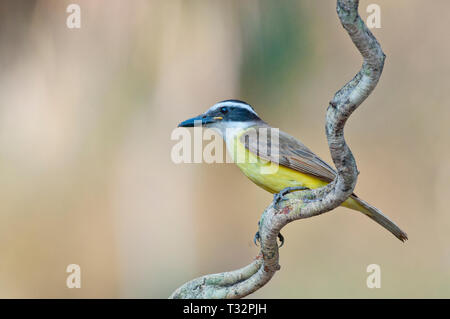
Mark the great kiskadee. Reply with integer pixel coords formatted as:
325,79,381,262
178,100,407,242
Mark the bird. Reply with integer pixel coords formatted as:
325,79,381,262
178,99,408,242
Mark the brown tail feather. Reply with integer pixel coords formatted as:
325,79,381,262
348,195,408,242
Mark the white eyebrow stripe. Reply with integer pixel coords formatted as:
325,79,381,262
208,101,257,115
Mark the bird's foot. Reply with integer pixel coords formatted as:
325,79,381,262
253,231,285,248
273,186,309,206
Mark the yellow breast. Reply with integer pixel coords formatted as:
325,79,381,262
230,133,328,194
225,129,362,212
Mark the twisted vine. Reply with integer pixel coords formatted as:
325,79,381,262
170,0,385,299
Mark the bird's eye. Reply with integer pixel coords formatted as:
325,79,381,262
220,107,228,114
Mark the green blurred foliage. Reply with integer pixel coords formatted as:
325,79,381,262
239,1,312,110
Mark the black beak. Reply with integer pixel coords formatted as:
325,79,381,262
178,115,218,127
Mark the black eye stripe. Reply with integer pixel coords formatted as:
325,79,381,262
208,104,259,122
227,107,259,122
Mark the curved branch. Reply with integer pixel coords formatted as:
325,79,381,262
170,0,385,299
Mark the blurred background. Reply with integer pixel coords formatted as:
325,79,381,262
0,0,449,298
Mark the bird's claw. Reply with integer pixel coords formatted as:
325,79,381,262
278,232,285,248
273,192,287,206
273,186,309,206
253,231,261,246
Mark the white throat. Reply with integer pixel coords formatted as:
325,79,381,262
209,121,254,143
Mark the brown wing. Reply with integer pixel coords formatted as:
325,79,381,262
240,124,337,182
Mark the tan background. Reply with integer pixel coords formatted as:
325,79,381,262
0,0,449,298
